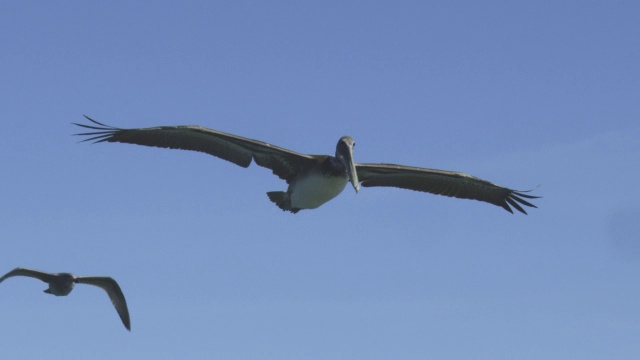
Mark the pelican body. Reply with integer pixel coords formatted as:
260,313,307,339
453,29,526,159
75,116,538,214
0,267,131,331
267,136,358,212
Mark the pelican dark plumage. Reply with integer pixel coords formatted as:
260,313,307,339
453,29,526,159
74,116,538,214
0,267,131,331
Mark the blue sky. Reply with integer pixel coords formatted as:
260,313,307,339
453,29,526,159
1,1,639,359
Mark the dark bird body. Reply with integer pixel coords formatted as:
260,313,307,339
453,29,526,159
0,267,131,331
75,116,538,214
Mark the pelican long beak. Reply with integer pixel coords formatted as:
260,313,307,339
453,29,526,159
347,156,360,193
337,136,360,193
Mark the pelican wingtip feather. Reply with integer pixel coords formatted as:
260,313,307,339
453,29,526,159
503,189,541,214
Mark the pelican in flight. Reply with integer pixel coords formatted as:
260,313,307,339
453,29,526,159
0,267,131,331
75,116,538,214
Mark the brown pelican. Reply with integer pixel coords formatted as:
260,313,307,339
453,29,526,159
74,116,538,214
0,267,131,331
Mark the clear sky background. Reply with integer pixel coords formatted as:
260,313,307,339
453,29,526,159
1,1,639,359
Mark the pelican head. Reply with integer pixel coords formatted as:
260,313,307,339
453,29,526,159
336,136,360,193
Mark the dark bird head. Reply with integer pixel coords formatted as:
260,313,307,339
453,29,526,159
336,136,360,193
44,273,76,296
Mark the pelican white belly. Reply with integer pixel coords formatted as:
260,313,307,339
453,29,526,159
289,174,348,209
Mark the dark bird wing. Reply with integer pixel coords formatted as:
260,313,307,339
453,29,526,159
74,116,318,183
0,267,57,284
76,276,131,331
356,163,538,214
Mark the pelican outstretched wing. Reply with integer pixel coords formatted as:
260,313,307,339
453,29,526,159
356,163,538,214
75,116,318,183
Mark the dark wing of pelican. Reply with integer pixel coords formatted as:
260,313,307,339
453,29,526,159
355,163,538,214
0,267,56,284
75,276,131,331
74,116,319,183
